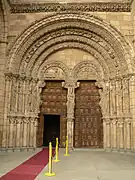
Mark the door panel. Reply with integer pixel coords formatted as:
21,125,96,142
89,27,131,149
37,114,44,147
74,81,103,148
39,81,67,147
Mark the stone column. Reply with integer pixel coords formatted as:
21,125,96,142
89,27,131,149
129,76,135,151
117,118,124,151
62,81,80,150
33,118,38,149
111,118,117,151
2,74,12,148
105,118,111,150
124,118,131,151
16,118,22,148
96,81,111,150
103,119,107,150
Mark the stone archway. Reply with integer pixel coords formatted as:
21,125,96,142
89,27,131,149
3,12,135,152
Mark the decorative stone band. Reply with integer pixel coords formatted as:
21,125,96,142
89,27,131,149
7,115,38,124
4,72,39,82
9,2,131,13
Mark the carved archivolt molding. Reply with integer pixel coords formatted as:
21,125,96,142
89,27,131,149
7,12,134,76
23,28,116,68
32,41,109,79
9,2,131,13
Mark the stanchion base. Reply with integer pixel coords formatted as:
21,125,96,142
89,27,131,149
64,154,70,156
53,159,60,162
45,172,56,177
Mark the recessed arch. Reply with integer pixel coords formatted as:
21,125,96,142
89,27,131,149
38,60,69,80
7,12,134,77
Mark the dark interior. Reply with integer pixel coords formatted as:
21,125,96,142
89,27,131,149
43,114,60,147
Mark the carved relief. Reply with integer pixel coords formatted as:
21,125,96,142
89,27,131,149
73,61,103,81
62,81,80,120
98,83,110,117
44,67,65,79
10,2,131,13
3,11,135,151
8,13,133,78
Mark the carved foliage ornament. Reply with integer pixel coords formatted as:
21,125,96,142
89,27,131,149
8,116,38,124
10,3,131,13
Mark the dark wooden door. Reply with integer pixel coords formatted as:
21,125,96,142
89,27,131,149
39,81,67,147
74,81,103,148
37,114,44,147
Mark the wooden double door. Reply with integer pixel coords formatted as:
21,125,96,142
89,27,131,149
74,81,103,148
37,80,103,148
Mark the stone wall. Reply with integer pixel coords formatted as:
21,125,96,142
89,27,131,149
0,0,8,147
1,2,135,152
8,11,135,51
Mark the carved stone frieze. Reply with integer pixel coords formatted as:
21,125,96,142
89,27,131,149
9,3,131,13
8,115,38,124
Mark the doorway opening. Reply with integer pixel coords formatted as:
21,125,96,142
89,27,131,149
43,114,60,147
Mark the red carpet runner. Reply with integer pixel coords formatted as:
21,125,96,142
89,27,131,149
0,148,54,180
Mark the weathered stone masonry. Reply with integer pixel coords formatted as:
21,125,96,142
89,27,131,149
0,0,135,152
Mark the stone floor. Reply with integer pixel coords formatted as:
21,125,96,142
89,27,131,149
0,149,135,180
0,149,39,177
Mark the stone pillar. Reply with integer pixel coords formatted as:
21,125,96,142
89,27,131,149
129,75,135,151
104,118,111,150
117,119,124,150
33,118,38,149
116,78,123,117
124,118,131,151
16,118,22,148
2,74,12,148
96,81,111,150
111,118,117,151
62,81,80,150
103,119,107,150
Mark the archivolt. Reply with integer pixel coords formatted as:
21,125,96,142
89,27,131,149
7,12,134,77
25,33,111,77
32,42,107,80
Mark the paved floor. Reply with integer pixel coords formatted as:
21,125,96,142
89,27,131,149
0,149,135,180
0,149,40,178
37,149,135,180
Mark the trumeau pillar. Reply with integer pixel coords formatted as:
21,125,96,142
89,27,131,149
62,81,80,150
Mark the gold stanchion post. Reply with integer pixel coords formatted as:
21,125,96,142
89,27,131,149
53,138,60,162
64,136,70,156
45,142,56,177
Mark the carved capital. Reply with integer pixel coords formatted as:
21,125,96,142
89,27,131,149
62,81,80,89
67,117,74,123
117,118,124,127
95,81,103,89
111,118,117,125
103,118,110,125
5,72,13,81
